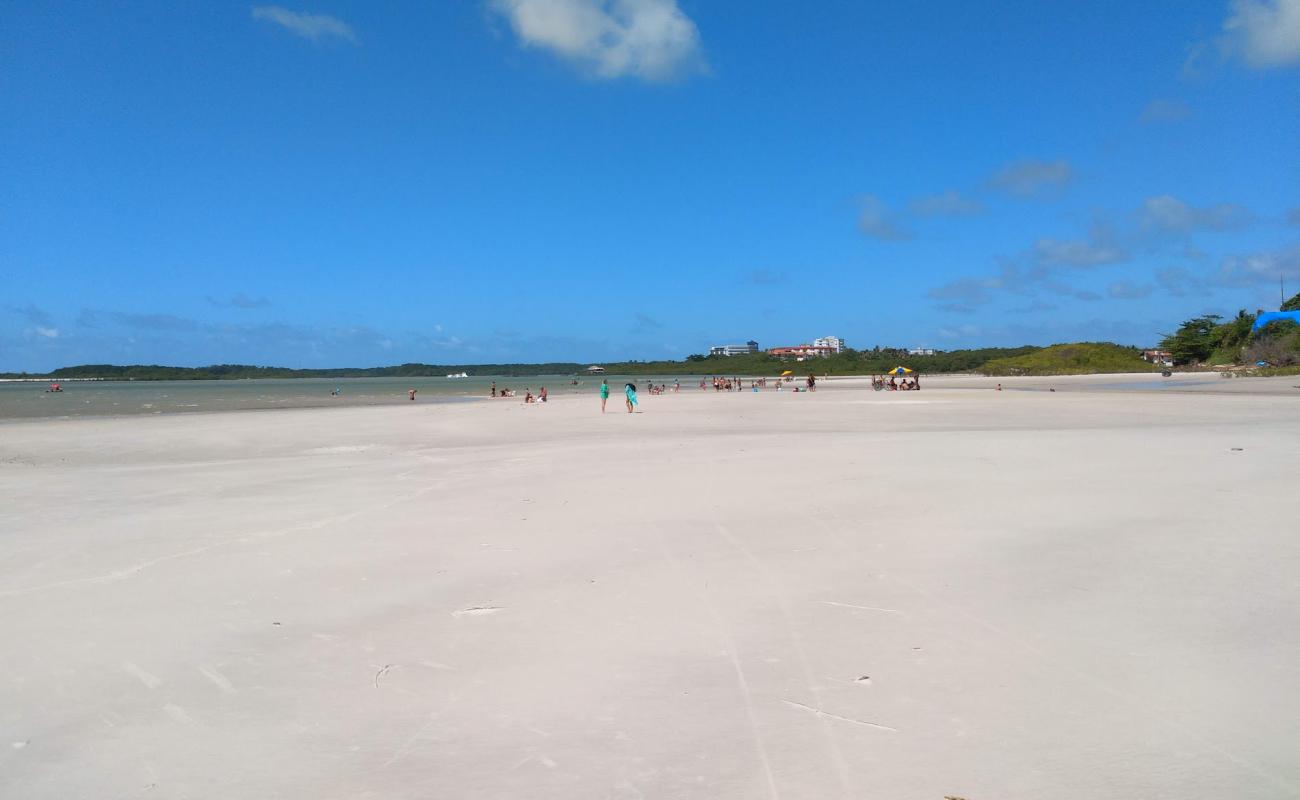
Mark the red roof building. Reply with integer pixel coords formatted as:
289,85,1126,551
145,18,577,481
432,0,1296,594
768,344,838,360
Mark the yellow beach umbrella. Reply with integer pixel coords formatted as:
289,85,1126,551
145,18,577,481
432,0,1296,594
780,370,793,376
890,366,913,375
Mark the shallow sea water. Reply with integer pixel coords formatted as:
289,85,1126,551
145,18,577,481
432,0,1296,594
0,374,716,420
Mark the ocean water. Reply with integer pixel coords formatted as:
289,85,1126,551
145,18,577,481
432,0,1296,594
0,375,701,420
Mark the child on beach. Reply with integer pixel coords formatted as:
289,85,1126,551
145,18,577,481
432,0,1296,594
624,382,638,413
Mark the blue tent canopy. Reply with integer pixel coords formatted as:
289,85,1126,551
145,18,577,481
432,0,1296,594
1251,311,1300,332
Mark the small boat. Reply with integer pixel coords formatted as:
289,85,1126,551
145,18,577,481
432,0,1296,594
446,372,469,379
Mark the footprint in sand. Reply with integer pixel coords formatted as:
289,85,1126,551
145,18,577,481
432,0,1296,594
453,606,503,617
198,665,235,694
122,661,162,690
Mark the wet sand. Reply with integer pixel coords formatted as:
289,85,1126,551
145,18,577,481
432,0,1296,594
2,373,1297,798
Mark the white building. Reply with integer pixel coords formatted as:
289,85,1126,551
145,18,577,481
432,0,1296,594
812,336,845,353
709,340,760,357
907,347,936,356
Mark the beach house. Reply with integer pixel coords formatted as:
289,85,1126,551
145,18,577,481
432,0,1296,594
1140,350,1173,366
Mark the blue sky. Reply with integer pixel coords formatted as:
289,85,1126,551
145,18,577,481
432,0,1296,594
3,0,1299,370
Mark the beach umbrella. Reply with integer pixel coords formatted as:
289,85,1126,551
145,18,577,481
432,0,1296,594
780,370,793,376
890,366,913,375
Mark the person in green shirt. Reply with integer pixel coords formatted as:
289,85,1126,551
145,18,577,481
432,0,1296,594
624,382,638,413
599,379,609,413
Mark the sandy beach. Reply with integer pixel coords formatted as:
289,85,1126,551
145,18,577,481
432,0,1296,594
2,373,1298,799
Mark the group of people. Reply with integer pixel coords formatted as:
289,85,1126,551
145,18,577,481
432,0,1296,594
394,371,914,407
698,375,821,391
871,374,920,391
704,376,745,391
488,382,547,402
598,378,643,413
473,370,949,412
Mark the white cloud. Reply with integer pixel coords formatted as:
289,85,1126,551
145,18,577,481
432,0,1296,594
1156,266,1208,297
857,195,910,241
1223,0,1300,68
1107,281,1154,300
908,190,984,217
1139,99,1191,123
35,327,60,339
1139,195,1254,233
1030,225,1127,268
927,222,1128,310
936,323,982,339
989,159,1073,198
488,0,705,81
928,276,998,305
252,6,358,44
1217,244,1300,286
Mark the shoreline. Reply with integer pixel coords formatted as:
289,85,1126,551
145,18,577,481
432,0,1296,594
4,372,1297,425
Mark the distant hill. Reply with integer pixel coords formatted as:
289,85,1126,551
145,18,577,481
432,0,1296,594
1,347,1049,380
978,343,1160,376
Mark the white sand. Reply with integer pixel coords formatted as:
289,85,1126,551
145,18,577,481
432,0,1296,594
2,374,1298,798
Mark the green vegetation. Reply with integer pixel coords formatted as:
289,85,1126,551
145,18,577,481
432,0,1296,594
1251,364,1300,377
1281,292,1300,312
978,343,1159,376
1159,311,1254,365
0,347,1047,381
1160,308,1300,368
615,346,1043,377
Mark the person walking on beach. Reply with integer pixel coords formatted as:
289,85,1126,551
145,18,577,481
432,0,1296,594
624,382,638,413
600,378,609,413
491,381,497,398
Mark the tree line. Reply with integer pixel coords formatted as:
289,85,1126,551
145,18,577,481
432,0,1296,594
1159,292,1300,367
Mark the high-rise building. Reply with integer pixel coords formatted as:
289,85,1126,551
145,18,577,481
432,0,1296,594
812,336,845,353
709,340,760,357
